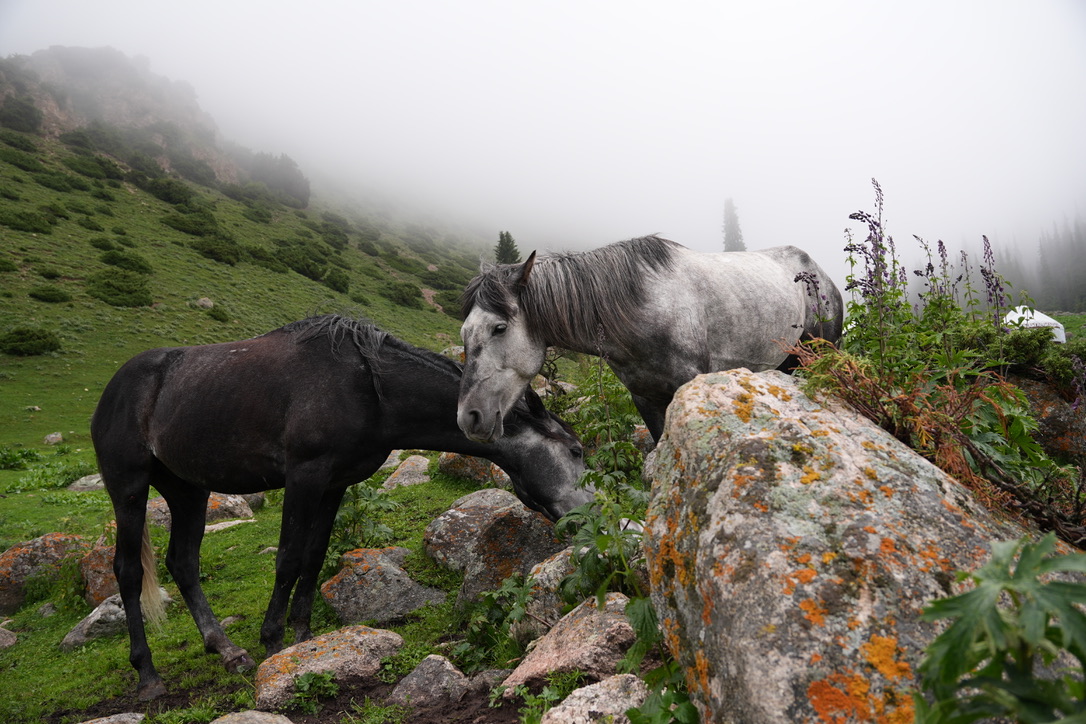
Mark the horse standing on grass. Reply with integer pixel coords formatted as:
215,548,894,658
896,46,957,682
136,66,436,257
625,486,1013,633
457,235,843,443
91,315,589,700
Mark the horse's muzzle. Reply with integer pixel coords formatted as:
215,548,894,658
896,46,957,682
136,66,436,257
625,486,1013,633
457,406,503,443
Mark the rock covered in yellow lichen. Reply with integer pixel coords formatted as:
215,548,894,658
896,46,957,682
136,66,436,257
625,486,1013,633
644,369,1032,723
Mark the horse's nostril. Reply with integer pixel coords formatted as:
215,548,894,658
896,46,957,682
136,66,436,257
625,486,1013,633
467,410,482,428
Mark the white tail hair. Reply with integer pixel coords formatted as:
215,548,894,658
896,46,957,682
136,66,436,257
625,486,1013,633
139,523,166,628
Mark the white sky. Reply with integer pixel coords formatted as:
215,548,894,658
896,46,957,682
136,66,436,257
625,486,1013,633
2,0,1085,288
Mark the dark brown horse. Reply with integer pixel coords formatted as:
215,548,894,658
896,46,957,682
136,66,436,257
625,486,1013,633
91,315,589,699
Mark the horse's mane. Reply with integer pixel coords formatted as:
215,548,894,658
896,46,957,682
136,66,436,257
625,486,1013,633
279,315,572,441
461,235,678,353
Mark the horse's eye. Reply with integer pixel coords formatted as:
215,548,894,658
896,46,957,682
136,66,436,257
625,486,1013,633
493,323,507,336
570,447,583,459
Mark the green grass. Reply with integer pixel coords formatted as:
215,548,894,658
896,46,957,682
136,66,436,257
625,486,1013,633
1055,312,1086,342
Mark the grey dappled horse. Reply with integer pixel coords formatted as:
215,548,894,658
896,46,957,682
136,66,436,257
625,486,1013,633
92,315,588,700
457,235,843,443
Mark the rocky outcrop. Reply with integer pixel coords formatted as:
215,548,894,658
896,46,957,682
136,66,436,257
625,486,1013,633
253,626,403,710
424,489,567,605
437,451,510,487
540,674,649,724
320,547,444,624
501,592,636,696
0,533,90,614
381,455,430,490
644,369,1041,723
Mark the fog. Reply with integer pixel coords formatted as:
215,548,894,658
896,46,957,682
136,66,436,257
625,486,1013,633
2,1,1085,287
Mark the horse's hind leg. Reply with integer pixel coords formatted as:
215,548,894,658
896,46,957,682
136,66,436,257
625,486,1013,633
109,481,167,700
157,478,255,673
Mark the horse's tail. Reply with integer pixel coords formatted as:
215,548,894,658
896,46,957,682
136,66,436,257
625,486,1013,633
139,522,166,628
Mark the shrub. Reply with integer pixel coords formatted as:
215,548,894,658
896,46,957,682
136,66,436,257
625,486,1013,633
0,186,20,201
162,209,219,236
29,285,72,303
0,258,17,272
77,216,105,232
0,95,43,133
243,245,288,273
34,171,89,192
0,327,61,356
322,268,350,294
99,250,153,274
146,177,195,205
35,265,61,280
207,305,230,323
0,147,44,173
378,280,422,309
0,129,37,152
86,268,153,307
89,236,117,251
189,236,241,265
62,154,124,180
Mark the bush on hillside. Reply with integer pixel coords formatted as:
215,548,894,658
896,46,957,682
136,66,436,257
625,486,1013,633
77,216,105,232
322,268,350,294
0,327,61,356
145,177,196,205
162,209,219,236
0,147,45,172
0,95,43,133
243,245,289,273
379,280,422,309
0,258,18,272
0,129,37,152
189,236,241,265
62,154,125,180
99,250,153,274
0,208,54,234
89,236,117,251
86,268,152,307
28,285,73,303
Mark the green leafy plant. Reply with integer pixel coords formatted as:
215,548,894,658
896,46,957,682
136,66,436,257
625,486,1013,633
86,267,152,307
322,484,399,576
28,285,72,303
915,533,1086,723
287,670,340,715
0,327,61,356
454,573,538,673
0,446,42,470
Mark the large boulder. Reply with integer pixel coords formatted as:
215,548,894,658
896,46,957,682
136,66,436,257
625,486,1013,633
501,592,636,696
253,626,403,710
0,533,90,614
320,547,444,624
540,674,649,724
645,369,1042,723
425,489,566,605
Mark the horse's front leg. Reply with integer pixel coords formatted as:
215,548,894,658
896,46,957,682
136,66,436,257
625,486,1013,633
286,485,348,643
261,475,331,655
160,482,254,673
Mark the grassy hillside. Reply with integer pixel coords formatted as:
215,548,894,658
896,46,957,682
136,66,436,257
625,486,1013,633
0,128,485,457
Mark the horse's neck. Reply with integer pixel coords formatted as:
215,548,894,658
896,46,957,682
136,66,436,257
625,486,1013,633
375,352,508,463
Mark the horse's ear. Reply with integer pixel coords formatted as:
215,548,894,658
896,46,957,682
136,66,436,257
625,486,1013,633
516,251,536,288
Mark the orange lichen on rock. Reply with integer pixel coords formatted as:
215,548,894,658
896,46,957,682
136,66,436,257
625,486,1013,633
808,672,872,723
800,597,828,627
862,635,912,682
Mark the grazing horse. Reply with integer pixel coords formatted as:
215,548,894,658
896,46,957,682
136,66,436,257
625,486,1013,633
91,315,588,700
457,235,843,443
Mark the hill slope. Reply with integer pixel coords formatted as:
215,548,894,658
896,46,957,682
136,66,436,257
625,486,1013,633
0,48,490,453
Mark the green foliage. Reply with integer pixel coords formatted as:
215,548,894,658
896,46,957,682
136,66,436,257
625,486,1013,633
500,671,587,723
0,446,42,470
0,327,61,356
62,154,125,180
5,456,97,493
189,236,241,265
162,208,220,236
0,257,18,272
380,280,422,309
323,484,399,576
0,94,43,132
206,305,231,323
0,146,45,172
86,268,153,307
0,129,37,152
799,180,1079,542
322,266,350,294
494,230,521,264
0,207,54,233
28,285,73,303
287,671,340,715
915,534,1086,723
99,249,153,274
146,177,197,205
455,574,537,673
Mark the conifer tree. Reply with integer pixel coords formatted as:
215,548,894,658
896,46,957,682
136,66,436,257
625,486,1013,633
495,230,521,264
723,198,746,251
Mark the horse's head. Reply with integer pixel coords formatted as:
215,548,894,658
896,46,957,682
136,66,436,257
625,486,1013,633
496,386,593,521
457,252,547,443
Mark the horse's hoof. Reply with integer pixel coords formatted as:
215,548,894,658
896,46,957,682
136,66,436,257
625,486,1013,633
137,679,167,701
225,651,256,673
